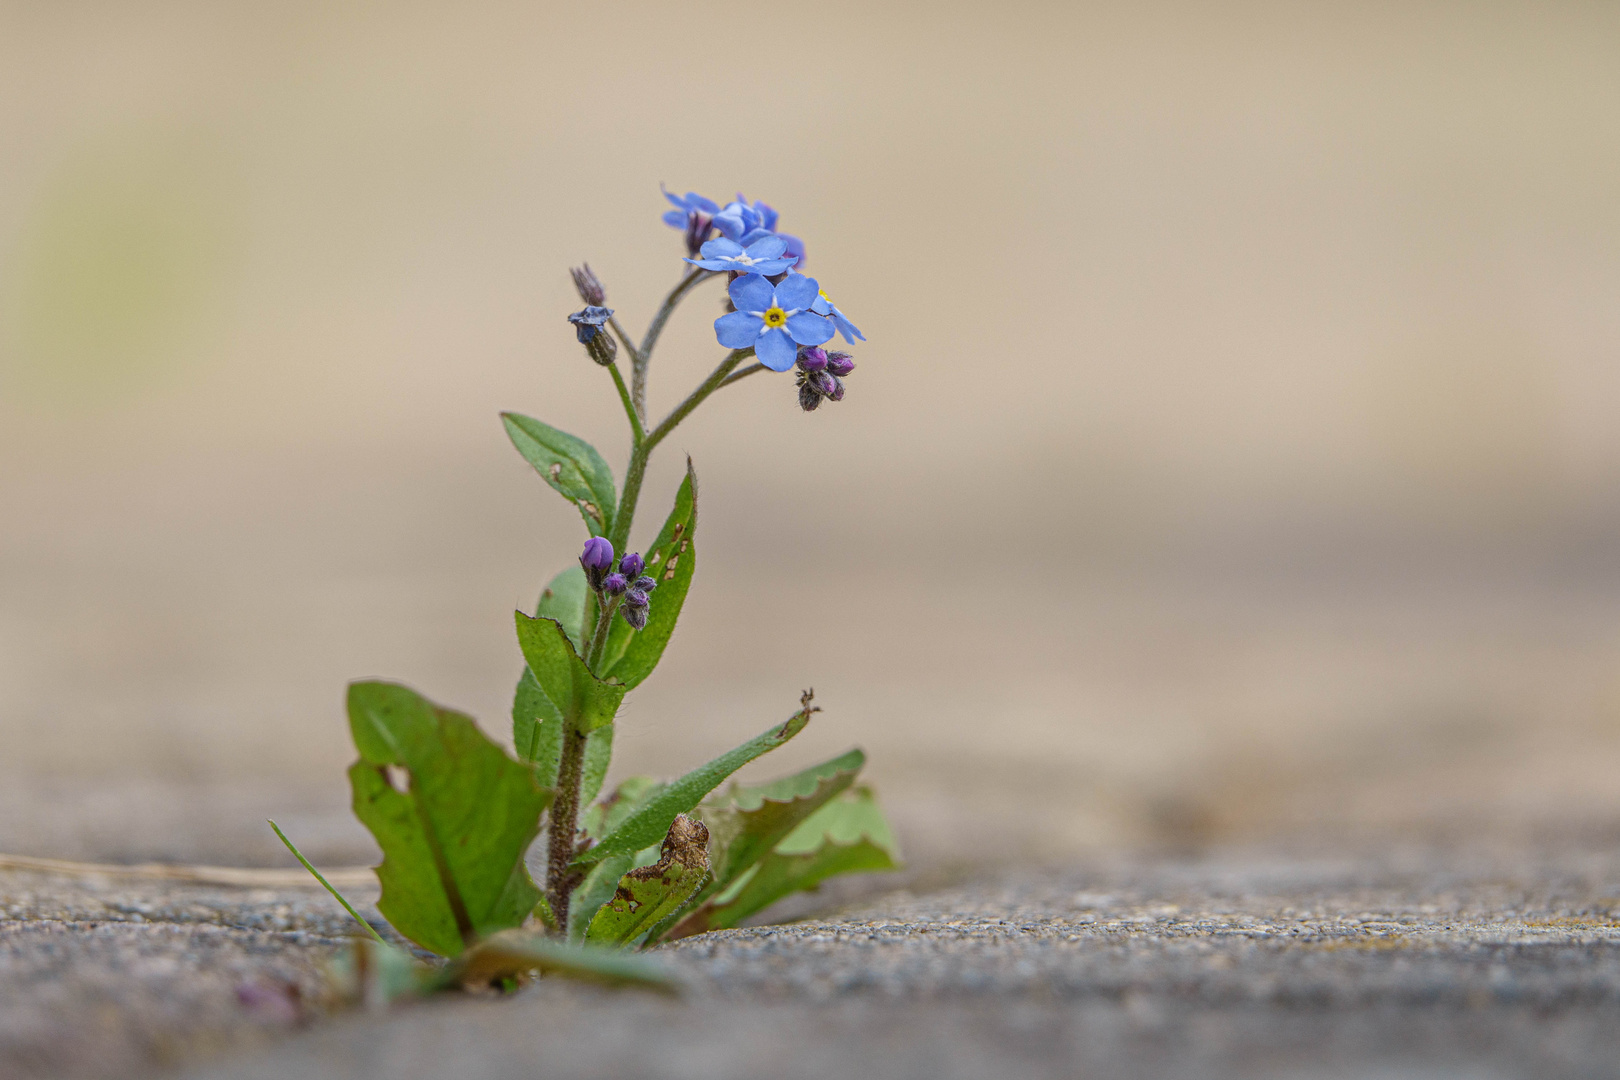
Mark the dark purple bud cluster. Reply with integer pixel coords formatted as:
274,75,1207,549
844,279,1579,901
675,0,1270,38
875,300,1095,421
794,347,856,412
570,264,606,306
568,306,618,366
617,552,657,630
580,540,656,630
683,211,714,258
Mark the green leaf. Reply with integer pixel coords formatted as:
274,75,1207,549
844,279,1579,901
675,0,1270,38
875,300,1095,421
665,786,899,939
599,459,697,687
570,693,819,871
502,412,617,537
586,815,711,948
569,777,664,941
581,775,662,840
429,929,676,993
695,748,865,897
581,722,614,805
346,682,552,957
535,565,589,652
511,666,562,778
514,612,626,735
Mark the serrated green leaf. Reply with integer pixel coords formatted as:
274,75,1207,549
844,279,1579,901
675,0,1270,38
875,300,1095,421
429,929,676,993
599,460,697,687
570,696,817,871
514,612,626,736
696,748,865,895
502,412,617,537
586,815,710,948
664,786,898,940
535,565,589,652
346,682,552,957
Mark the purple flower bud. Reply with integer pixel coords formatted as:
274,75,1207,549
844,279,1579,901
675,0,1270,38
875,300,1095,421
796,346,828,373
570,264,606,306
683,212,713,258
807,370,837,397
825,351,855,377
618,552,644,578
632,575,657,594
579,536,614,588
798,382,823,412
621,602,649,630
602,572,627,595
825,374,845,402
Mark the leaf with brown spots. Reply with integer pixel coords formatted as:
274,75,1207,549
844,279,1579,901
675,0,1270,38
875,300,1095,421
585,815,711,948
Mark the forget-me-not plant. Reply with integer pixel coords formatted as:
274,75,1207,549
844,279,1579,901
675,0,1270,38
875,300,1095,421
275,183,890,999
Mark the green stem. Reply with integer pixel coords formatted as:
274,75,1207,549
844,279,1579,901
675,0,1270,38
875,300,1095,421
607,362,645,444
634,268,713,421
718,361,766,389
547,594,618,930
608,349,748,556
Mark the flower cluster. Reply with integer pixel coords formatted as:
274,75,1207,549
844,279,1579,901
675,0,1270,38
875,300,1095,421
794,347,855,411
660,185,864,410
579,538,657,630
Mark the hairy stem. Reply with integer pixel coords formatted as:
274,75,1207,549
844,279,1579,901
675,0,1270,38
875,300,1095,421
545,724,585,930
607,362,645,444
718,361,766,388
633,268,713,421
546,595,618,930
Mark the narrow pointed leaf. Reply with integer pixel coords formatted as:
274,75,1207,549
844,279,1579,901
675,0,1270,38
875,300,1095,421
515,612,626,735
511,667,563,776
695,748,865,896
429,929,676,993
571,696,817,871
665,786,898,939
346,681,552,957
586,816,710,948
599,459,697,687
502,412,617,537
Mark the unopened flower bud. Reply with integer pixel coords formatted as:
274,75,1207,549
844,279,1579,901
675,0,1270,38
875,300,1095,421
568,306,618,366
570,264,606,306
683,212,713,258
580,536,614,589
618,552,644,578
799,382,823,412
807,370,837,397
602,572,627,595
632,575,657,595
796,346,828,373
621,602,649,630
825,351,855,377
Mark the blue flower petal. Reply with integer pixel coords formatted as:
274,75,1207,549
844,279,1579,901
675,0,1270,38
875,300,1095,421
779,233,805,268
774,273,819,311
715,310,762,350
712,207,747,242
688,193,719,214
729,274,775,313
755,328,798,371
786,311,835,346
833,310,865,343
756,202,779,232
810,293,831,316
662,209,687,228
749,257,799,275
698,237,743,259
662,184,688,210
744,235,787,261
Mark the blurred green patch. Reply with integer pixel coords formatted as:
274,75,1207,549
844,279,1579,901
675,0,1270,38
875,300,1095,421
2,130,239,399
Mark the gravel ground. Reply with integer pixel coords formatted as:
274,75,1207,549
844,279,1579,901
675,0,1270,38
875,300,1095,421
9,840,1620,1080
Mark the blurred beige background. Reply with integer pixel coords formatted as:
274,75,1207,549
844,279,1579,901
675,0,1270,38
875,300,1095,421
3,0,1620,870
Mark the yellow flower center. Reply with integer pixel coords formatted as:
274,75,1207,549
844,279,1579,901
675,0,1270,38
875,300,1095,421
763,306,788,328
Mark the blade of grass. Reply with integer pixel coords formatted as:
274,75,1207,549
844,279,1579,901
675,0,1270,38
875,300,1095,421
269,819,388,946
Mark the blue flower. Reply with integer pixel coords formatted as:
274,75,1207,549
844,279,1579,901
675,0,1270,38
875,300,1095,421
660,185,719,229
810,290,864,344
714,273,835,371
712,196,771,243
685,234,798,276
